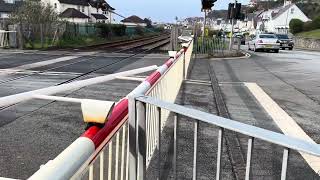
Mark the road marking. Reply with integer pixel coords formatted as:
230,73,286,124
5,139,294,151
245,82,320,173
0,56,79,76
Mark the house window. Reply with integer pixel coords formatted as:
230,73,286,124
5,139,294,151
82,6,85,12
291,8,294,14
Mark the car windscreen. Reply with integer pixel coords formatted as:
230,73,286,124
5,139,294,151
276,34,289,39
259,34,276,39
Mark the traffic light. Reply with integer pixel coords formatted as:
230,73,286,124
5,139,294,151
227,3,234,19
235,3,242,19
227,3,243,20
202,0,217,11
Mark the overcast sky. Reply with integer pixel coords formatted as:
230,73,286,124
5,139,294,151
108,0,250,23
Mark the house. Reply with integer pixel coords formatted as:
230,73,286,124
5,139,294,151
0,0,116,24
255,0,310,34
121,15,147,27
43,0,116,24
0,0,22,19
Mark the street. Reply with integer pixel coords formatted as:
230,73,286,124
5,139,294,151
0,48,320,179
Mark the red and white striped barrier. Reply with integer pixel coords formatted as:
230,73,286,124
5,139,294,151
30,41,192,180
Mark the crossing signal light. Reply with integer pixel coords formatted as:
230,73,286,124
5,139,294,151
202,0,217,11
227,3,243,20
235,3,242,19
227,3,234,19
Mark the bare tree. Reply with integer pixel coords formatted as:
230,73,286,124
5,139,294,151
10,0,60,48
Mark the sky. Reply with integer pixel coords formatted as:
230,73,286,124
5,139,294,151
108,0,250,23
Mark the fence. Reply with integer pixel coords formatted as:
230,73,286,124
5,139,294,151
194,37,227,56
28,39,193,179
131,95,320,180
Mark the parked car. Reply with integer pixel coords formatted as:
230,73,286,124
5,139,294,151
248,34,280,53
275,34,294,50
234,34,246,45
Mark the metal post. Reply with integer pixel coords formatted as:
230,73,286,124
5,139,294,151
137,101,147,180
193,120,199,180
100,151,104,180
216,128,224,180
281,148,290,180
183,49,186,80
173,113,178,179
229,0,237,51
229,18,234,51
157,107,161,180
128,95,137,180
245,137,254,180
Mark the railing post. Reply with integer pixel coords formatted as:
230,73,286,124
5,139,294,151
128,95,137,180
216,128,224,180
157,107,162,180
281,148,290,180
137,101,147,180
245,137,254,180
173,113,178,179
193,120,199,180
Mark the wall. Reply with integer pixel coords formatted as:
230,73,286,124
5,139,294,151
293,37,320,50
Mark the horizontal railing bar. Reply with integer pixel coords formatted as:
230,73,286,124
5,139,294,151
136,95,320,157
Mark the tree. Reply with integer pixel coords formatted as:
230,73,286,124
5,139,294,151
10,0,60,48
289,19,304,34
143,18,152,28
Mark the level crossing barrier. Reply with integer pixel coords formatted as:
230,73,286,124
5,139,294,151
28,39,194,179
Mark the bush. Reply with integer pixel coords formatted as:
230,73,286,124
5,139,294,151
208,29,219,37
95,23,126,38
110,24,126,36
289,19,304,34
311,16,320,29
135,26,145,36
96,23,111,38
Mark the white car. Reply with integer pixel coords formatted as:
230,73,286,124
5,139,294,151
248,34,280,53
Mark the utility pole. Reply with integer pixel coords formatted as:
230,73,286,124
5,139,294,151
229,0,237,51
202,10,207,46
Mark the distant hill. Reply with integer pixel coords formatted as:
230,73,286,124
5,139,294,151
207,10,228,20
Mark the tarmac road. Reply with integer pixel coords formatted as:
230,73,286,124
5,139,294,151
0,50,169,179
211,48,320,179
1,47,320,179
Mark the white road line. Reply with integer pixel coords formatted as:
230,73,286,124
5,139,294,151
245,82,320,173
0,56,79,76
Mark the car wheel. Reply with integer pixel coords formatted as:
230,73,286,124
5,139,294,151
275,49,279,53
254,45,258,52
281,48,285,50
289,47,293,50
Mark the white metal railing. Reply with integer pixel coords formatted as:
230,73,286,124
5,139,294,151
68,40,194,180
132,95,320,180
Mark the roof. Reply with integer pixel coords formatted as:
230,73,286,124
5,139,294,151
89,1,115,11
121,15,146,24
271,4,294,19
0,1,22,13
58,0,89,6
59,8,90,19
91,13,108,19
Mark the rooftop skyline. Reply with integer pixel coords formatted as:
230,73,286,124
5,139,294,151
108,0,250,23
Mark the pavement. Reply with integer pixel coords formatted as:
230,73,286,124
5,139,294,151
0,46,320,179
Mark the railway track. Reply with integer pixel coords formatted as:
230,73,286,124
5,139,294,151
0,34,170,114
206,60,246,180
0,34,170,86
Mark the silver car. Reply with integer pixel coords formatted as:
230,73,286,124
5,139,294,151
248,34,281,53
